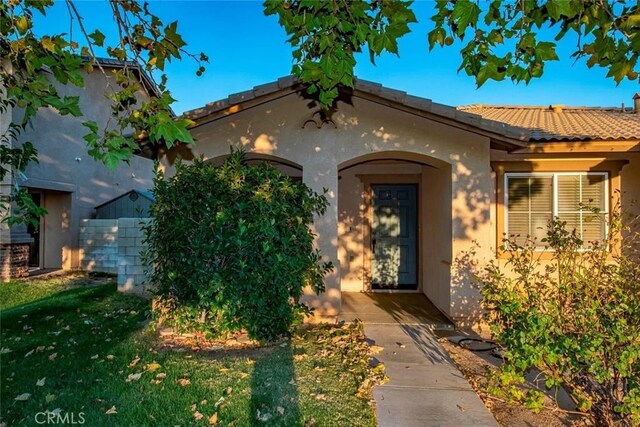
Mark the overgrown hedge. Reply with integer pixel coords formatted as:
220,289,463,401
143,150,332,341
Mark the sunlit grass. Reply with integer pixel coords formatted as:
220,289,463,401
0,280,378,426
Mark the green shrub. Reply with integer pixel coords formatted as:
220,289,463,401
143,150,333,341
480,207,640,426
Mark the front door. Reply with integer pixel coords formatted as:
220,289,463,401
371,184,418,290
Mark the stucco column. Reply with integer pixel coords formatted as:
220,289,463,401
301,160,341,316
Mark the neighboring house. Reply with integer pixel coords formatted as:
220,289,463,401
157,77,640,325
0,59,156,280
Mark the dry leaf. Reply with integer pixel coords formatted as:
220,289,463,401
106,355,115,360
48,353,57,361
150,379,162,385
218,368,229,373
239,372,249,379
194,411,204,421
145,362,161,372
190,404,197,412
224,387,233,395
36,377,46,387
369,345,384,354
276,406,285,415
256,409,272,422
208,412,218,425
14,393,31,401
91,354,99,360
128,356,141,367
0,347,11,354
105,406,117,415
45,394,56,403
178,378,191,387
126,372,142,382
24,349,34,358
156,373,167,379
214,397,225,408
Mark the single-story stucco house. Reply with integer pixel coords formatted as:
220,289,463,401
157,77,640,325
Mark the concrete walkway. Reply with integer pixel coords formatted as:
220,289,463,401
339,294,498,427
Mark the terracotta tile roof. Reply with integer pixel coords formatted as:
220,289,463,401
181,76,529,148
457,105,640,142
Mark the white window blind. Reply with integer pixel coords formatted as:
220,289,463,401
505,172,608,248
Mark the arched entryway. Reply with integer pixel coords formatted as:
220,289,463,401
205,153,303,180
337,151,452,317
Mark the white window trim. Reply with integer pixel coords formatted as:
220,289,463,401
504,172,609,250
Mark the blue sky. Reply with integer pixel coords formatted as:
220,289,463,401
37,1,639,114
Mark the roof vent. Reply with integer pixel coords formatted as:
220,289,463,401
550,104,564,114
634,93,640,114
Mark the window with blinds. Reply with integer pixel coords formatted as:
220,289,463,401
505,173,608,248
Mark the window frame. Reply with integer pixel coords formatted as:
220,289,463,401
504,171,609,250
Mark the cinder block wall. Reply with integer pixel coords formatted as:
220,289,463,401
116,218,151,295
79,218,150,294
79,219,119,274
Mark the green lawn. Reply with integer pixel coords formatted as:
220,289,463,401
0,280,380,426
0,271,110,310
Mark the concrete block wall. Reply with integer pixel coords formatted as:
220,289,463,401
79,218,151,294
79,219,119,274
116,218,151,295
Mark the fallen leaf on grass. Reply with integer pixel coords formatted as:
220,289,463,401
276,406,285,415
239,372,249,379
0,347,11,354
48,353,57,361
14,393,31,401
256,409,272,422
105,406,117,415
214,397,225,408
128,356,141,367
312,393,326,400
208,412,218,425
91,354,99,360
156,373,167,379
194,411,204,421
224,387,233,395
177,378,191,387
24,350,34,358
145,362,161,372
106,355,115,360
190,404,197,412
36,378,46,387
126,372,142,382
45,394,56,403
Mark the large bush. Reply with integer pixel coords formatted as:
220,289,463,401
480,207,640,426
143,150,333,341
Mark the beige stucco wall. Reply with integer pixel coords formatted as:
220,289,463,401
11,69,155,270
160,91,494,320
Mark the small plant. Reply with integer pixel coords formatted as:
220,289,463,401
480,205,640,426
143,149,333,341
